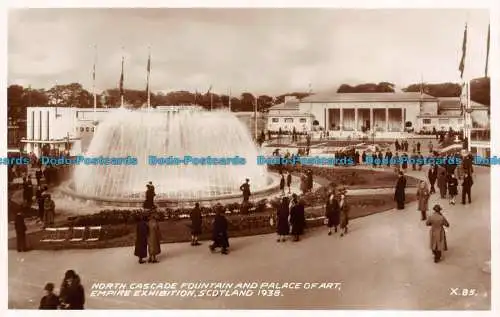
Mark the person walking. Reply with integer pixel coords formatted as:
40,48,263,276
190,202,202,246
428,140,433,153
461,172,473,204
147,213,162,263
134,215,149,264
276,196,290,242
428,164,438,194
59,270,85,309
394,171,407,210
339,192,349,237
43,195,55,228
416,181,430,221
437,166,448,199
286,171,292,194
426,204,450,263
39,283,60,309
35,186,45,223
279,173,285,195
289,194,306,241
325,191,340,235
447,174,459,205
15,209,27,252
209,206,229,254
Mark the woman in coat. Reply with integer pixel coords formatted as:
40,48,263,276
59,270,85,309
437,166,448,199
134,215,149,264
394,172,407,210
279,173,285,195
289,194,306,241
147,213,162,263
339,192,350,237
190,203,202,246
416,181,430,221
447,174,459,205
325,191,340,235
426,204,450,263
276,196,290,242
43,195,55,228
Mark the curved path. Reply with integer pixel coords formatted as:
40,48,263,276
8,166,491,309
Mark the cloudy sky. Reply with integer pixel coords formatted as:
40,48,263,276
8,8,490,95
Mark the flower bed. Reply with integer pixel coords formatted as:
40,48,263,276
269,165,419,189
8,193,417,250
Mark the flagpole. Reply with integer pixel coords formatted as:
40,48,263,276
466,80,471,152
210,93,213,111
254,96,258,140
120,48,125,108
228,88,232,112
93,45,97,122
485,24,490,77
147,46,151,110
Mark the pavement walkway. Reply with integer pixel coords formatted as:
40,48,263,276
8,166,491,309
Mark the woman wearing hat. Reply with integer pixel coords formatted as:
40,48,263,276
339,191,350,237
39,283,60,309
416,181,430,221
59,270,85,309
426,204,450,263
147,213,162,263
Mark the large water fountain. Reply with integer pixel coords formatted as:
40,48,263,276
62,107,276,206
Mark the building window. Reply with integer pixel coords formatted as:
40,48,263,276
299,118,307,123
80,127,84,132
271,118,279,123
86,127,90,132
91,127,95,132
284,118,294,123
439,119,449,124
422,119,431,124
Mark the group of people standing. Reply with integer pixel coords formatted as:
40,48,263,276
324,186,349,237
275,193,306,242
39,269,85,310
134,211,162,264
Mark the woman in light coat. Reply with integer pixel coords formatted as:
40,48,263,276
426,204,450,263
416,181,430,221
147,213,162,263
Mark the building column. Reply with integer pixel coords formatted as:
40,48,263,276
340,106,343,132
401,108,405,132
354,108,358,132
385,107,389,132
370,108,374,131
324,108,328,131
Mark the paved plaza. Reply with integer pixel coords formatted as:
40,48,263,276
8,166,491,309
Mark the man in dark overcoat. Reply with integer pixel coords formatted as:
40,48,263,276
428,164,438,194
289,194,306,241
209,207,229,254
190,202,202,246
461,172,473,204
240,179,251,202
325,192,340,235
276,196,290,242
134,215,149,263
437,166,448,199
394,172,407,210
15,210,27,252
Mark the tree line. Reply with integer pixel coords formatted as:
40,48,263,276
7,77,489,122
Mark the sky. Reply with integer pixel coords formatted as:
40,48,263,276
8,8,490,95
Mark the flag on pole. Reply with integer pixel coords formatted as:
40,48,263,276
460,81,467,116
459,23,467,79
485,24,490,77
119,56,124,96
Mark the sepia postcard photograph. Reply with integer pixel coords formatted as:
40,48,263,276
2,0,496,314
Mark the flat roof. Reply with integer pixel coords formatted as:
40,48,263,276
301,92,436,103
